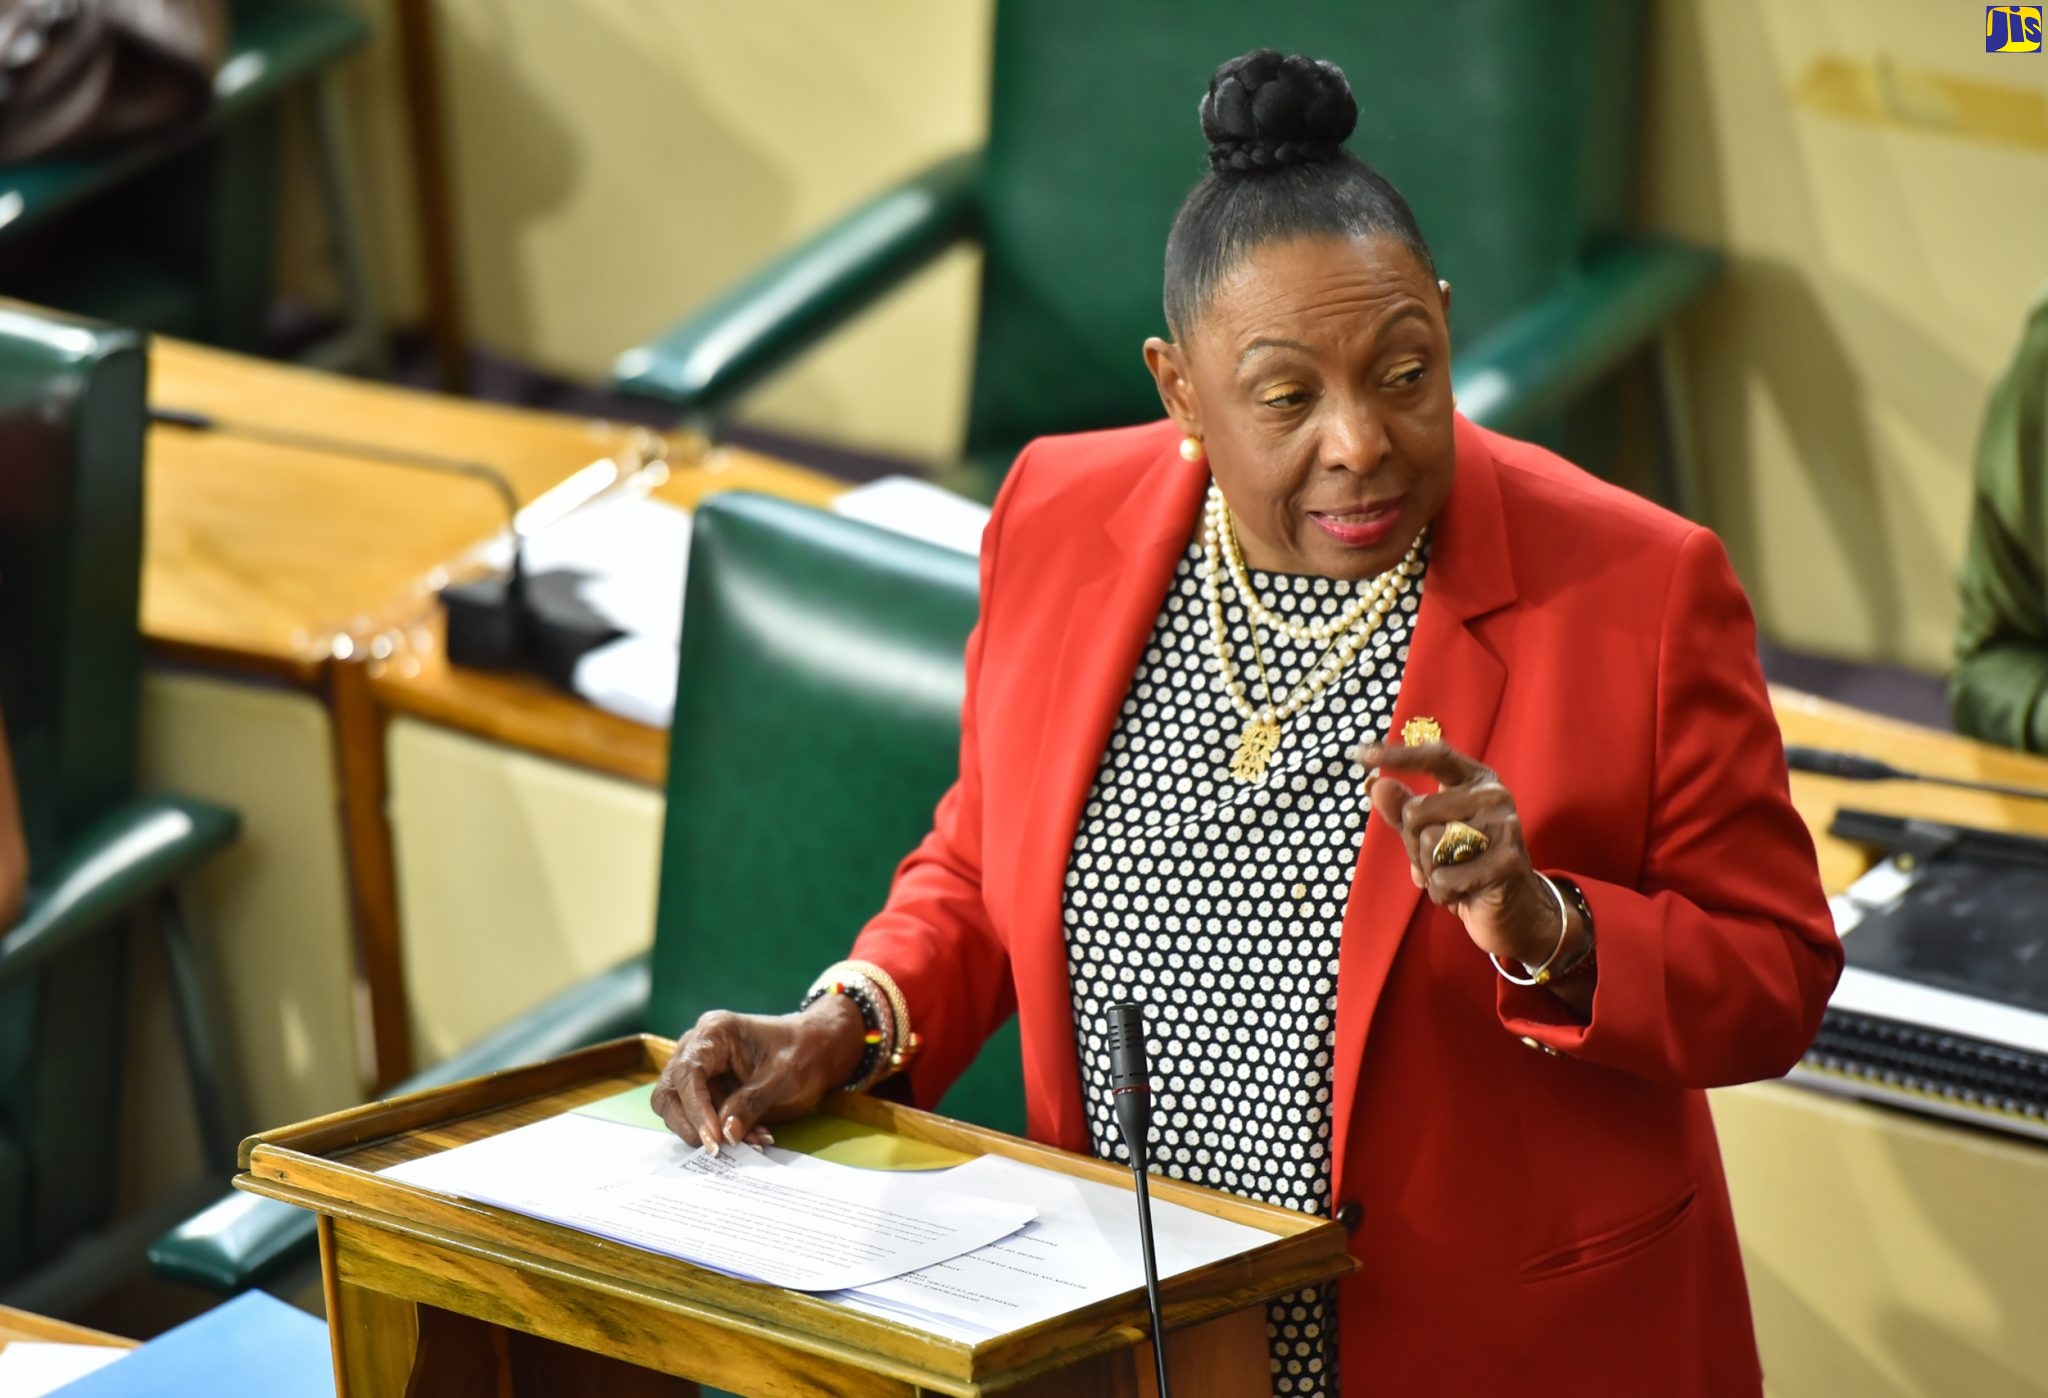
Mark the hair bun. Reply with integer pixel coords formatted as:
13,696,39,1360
1200,49,1357,175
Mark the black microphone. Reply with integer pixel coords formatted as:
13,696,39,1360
150,406,632,686
1785,744,2048,804
1106,1002,1172,1398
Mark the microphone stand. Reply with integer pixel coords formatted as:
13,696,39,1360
1107,1002,1172,1398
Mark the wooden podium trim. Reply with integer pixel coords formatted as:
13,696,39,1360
236,1036,1354,1393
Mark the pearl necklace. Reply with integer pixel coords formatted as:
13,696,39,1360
1200,484,1425,782
1216,486,1426,644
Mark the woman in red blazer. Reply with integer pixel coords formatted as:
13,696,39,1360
656,50,1838,1396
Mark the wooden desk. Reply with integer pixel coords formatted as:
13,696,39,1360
0,1305,134,1364
1774,684,2048,895
146,339,680,682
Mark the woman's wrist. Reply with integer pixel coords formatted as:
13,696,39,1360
1505,870,1574,968
800,993,870,1088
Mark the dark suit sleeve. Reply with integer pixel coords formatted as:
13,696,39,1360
844,446,1034,1107
1497,527,1843,1087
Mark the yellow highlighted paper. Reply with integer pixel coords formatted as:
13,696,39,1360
574,1085,974,1171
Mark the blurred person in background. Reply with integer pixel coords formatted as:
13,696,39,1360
1952,288,2048,749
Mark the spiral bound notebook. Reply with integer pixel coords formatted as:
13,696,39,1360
1799,844,2048,1142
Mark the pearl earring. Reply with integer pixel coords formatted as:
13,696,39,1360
1179,435,1205,463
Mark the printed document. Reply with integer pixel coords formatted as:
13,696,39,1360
834,1154,1276,1341
381,1113,1034,1291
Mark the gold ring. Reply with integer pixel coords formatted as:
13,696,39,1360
1433,820,1490,866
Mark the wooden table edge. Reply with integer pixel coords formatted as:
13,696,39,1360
0,1304,135,1351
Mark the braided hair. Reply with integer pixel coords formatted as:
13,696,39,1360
1164,50,1436,339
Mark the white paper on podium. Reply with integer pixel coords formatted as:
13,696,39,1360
0,1341,127,1396
380,1114,1035,1291
830,1154,1277,1341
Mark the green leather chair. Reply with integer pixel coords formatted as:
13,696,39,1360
152,491,1020,1297
613,0,1719,492
0,306,241,1304
0,0,378,371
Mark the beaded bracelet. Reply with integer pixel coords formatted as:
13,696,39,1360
797,975,891,1093
800,961,925,1093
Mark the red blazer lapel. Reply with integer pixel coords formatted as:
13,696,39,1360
1330,415,1517,1188
1011,440,1211,1150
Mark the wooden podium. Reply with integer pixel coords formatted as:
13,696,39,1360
235,1036,1356,1396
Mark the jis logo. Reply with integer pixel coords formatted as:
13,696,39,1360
1988,6,2043,52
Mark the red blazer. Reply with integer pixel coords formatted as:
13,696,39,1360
850,414,1840,1396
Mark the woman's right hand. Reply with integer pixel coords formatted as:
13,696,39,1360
650,996,869,1154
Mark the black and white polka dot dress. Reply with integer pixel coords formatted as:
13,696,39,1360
1064,536,1423,1398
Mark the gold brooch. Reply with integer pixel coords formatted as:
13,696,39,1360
1401,716,1442,747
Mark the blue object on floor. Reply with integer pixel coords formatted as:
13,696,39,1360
54,1292,332,1396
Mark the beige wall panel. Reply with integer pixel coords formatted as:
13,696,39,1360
294,2,991,458
132,673,364,1161
410,0,991,462
386,717,663,1063
1645,0,2048,672
1714,1082,2048,1398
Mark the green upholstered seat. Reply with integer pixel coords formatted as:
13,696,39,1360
648,493,1024,1129
153,491,1020,1294
613,1,1718,493
0,305,240,1298
0,0,376,366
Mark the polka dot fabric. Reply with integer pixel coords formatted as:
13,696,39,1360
1065,538,1423,1398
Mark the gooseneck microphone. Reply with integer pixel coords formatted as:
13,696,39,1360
1785,745,2048,804
150,406,631,685
1106,1002,1172,1398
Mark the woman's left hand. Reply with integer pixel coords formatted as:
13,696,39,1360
1354,740,1563,968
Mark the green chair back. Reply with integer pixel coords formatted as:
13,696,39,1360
0,307,150,1286
963,0,1645,468
647,493,1022,1134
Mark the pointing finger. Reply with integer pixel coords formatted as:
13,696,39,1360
1356,740,1492,790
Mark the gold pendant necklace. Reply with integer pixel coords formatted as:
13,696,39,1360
1230,715,1282,782
1231,597,1324,783
1201,485,1424,783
